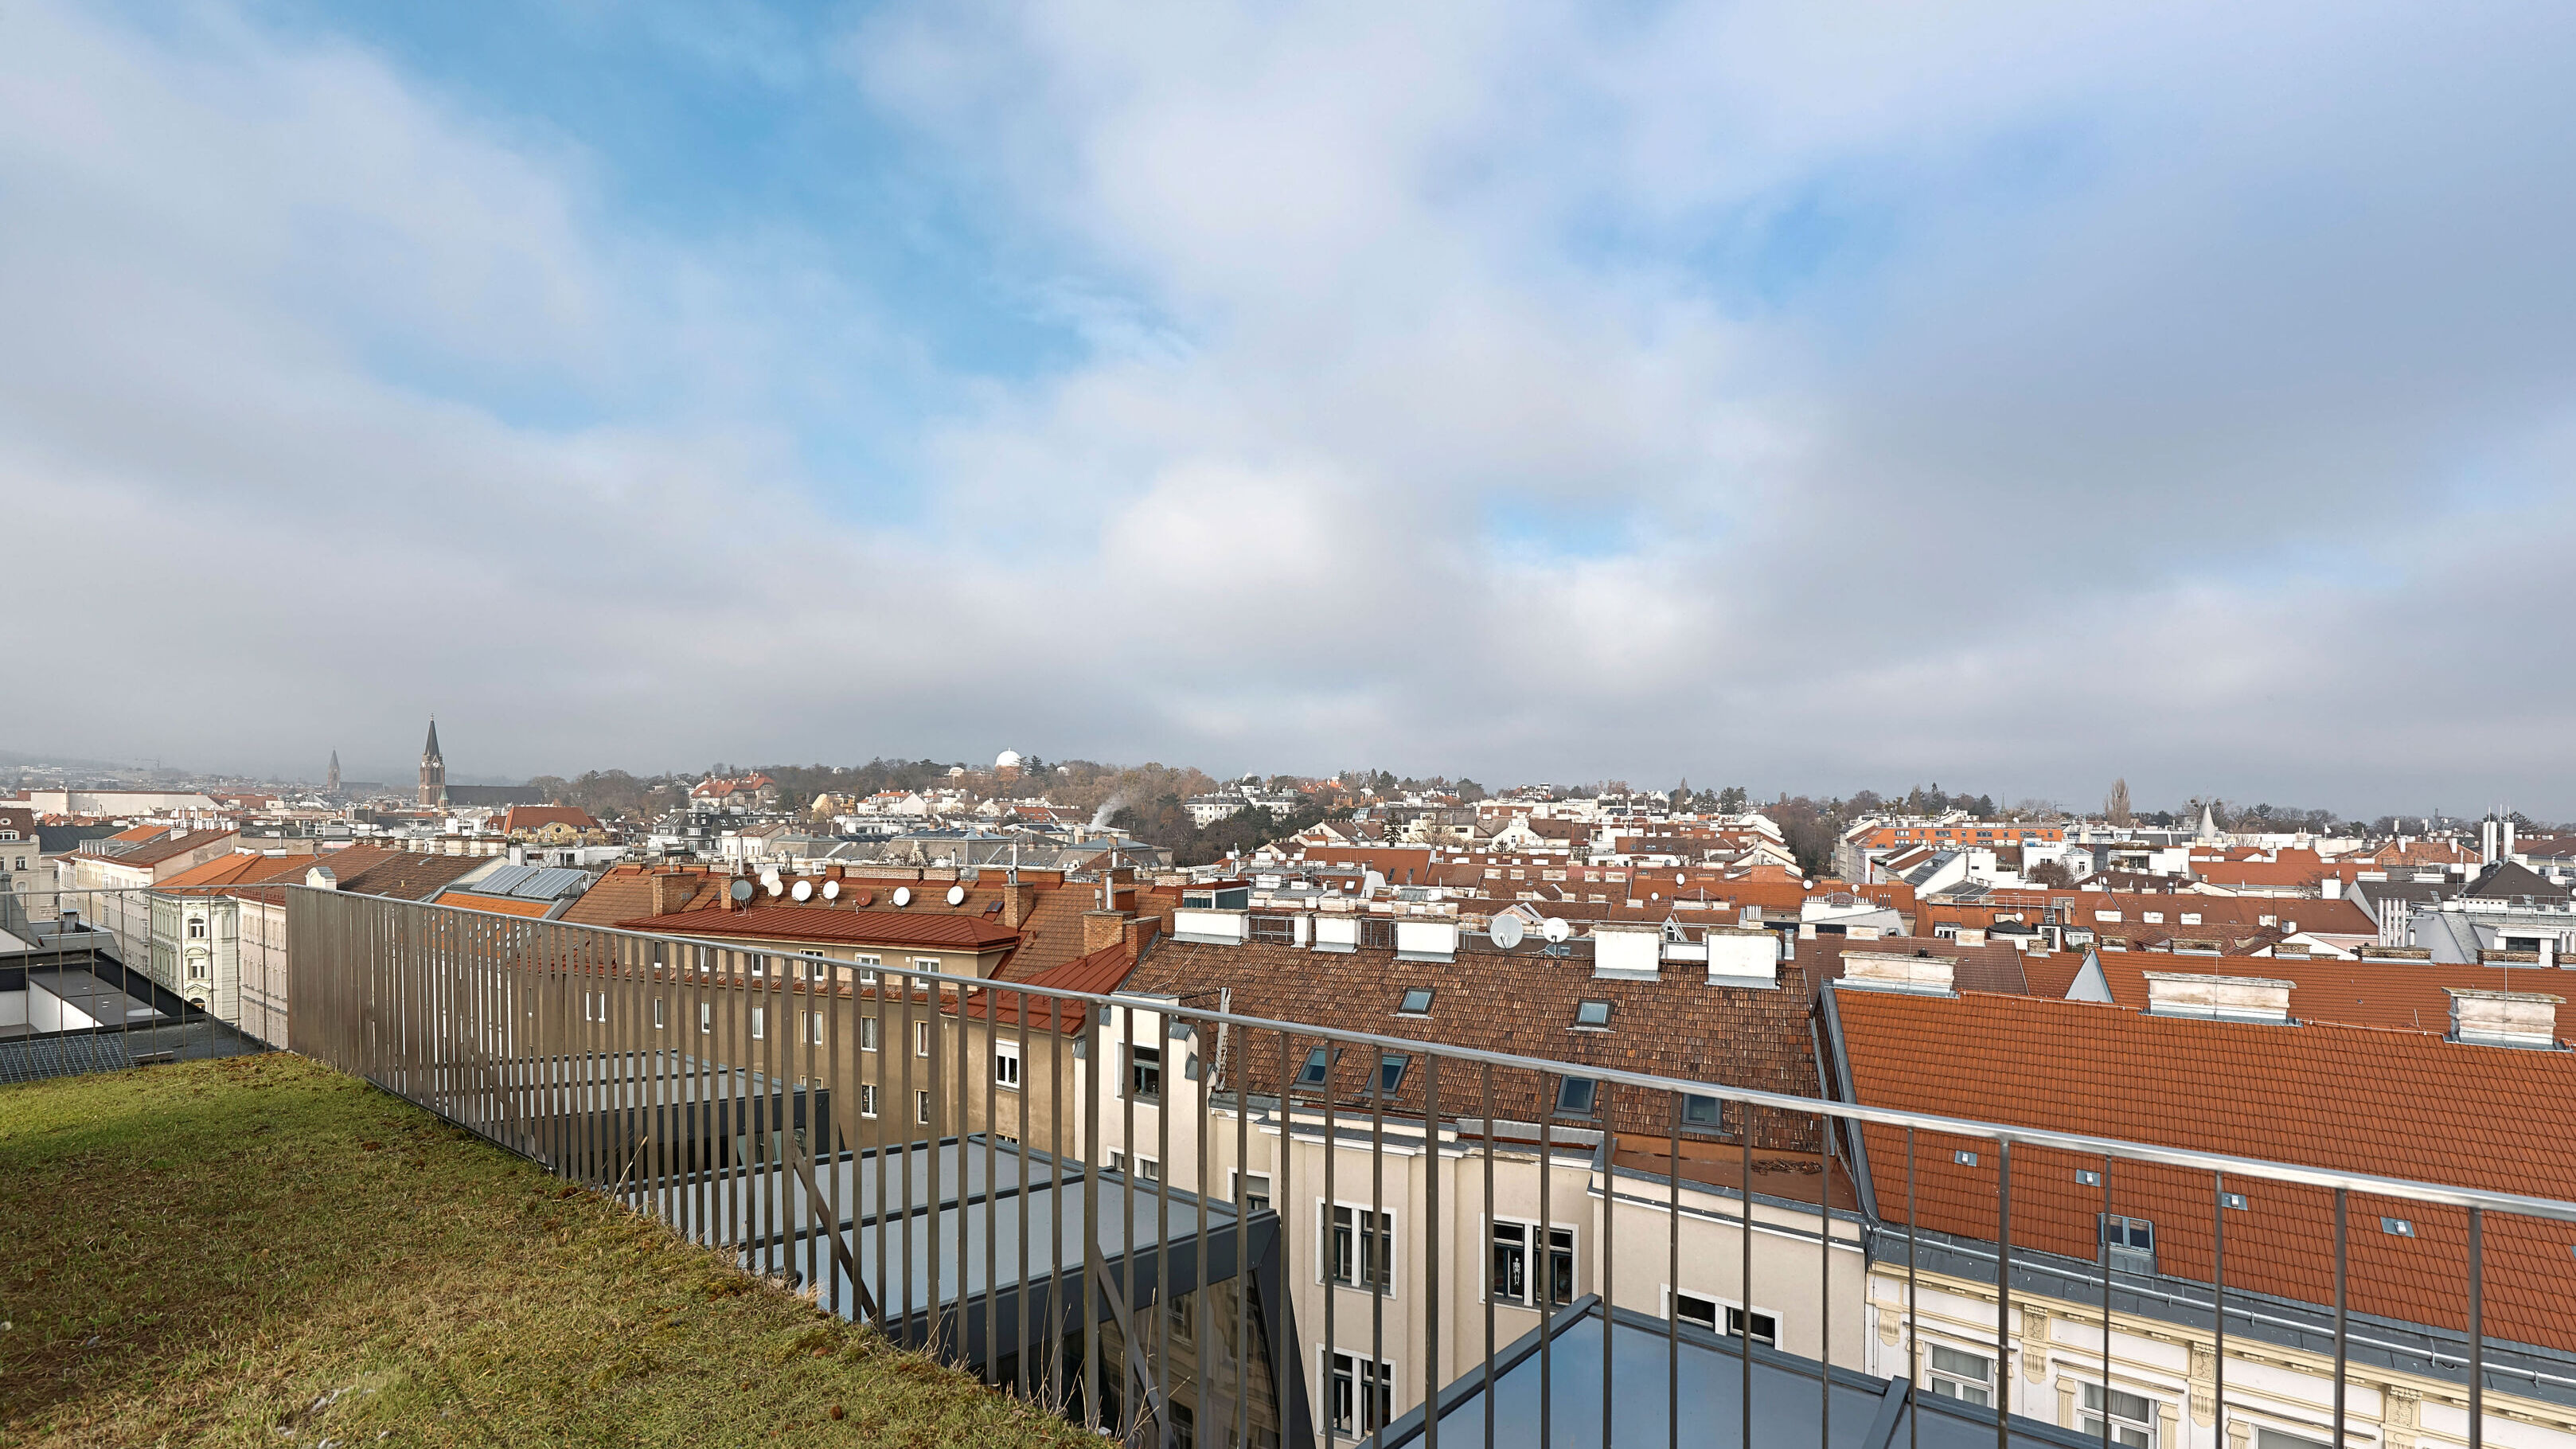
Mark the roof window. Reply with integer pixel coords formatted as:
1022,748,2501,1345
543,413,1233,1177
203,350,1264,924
2219,1192,2248,1211
1375,1053,1409,1096
2381,1217,2414,1237
1296,1046,1333,1089
1397,986,1434,1015
1954,1150,1979,1166
1573,1000,1613,1029
1553,1076,1599,1118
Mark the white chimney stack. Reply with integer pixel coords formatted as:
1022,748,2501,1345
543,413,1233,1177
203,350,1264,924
2447,988,2560,1050
2145,973,2292,1023
1838,951,1957,995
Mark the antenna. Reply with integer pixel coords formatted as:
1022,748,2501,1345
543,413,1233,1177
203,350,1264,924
1489,914,1526,950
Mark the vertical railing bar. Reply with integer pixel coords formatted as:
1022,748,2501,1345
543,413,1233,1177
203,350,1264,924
1996,1138,2012,1449
1741,1104,1752,1449
1601,1080,1615,1449
1155,1002,1173,1448
1425,1050,1442,1449
1538,1069,1552,1449
2333,1186,2348,1449
2212,1170,2225,1449
1820,1107,1832,1449
826,945,843,1320
901,972,917,1349
1370,1039,1387,1445
1665,1091,1679,1449
1234,1016,1251,1449
1482,1061,1496,1449
1907,1126,1918,1449
1017,987,1033,1399
929,967,946,1361
1083,992,1102,1435
1278,1030,1295,1449
876,967,892,1329
1325,1037,1339,1445
2469,1205,2485,1449
2100,1153,2111,1449
1192,1006,1213,1449
1122,1002,1141,1440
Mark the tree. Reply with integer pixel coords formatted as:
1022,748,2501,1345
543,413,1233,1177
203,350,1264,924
2106,778,2133,827
1716,785,1750,813
2027,857,2078,889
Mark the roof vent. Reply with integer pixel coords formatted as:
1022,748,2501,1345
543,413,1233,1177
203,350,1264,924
2145,973,2293,1024
2446,988,2562,1050
1838,952,1956,996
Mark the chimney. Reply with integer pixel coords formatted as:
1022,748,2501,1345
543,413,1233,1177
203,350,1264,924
1122,914,1161,959
2483,818,2499,865
651,869,695,916
1001,881,1035,929
2322,875,2342,900
2504,818,2518,861
304,865,338,891
1083,909,1130,957
2446,988,2561,1049
1838,951,1956,994
2145,973,2293,1023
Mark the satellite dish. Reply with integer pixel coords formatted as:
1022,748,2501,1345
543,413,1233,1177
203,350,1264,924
821,879,841,900
790,879,814,902
1542,916,1571,945
946,884,966,906
1490,915,1526,950
959,865,981,883
728,878,755,904
765,877,785,897
892,886,912,908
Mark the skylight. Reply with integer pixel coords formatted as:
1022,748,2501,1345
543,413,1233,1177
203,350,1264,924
1573,1000,1612,1028
1398,986,1434,1014
1554,1076,1599,1118
1376,1053,1409,1096
1296,1046,1331,1088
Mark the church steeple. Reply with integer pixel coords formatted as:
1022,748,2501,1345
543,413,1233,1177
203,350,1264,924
419,717,447,808
326,749,341,796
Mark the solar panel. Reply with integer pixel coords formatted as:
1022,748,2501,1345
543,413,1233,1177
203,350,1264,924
516,868,591,899
474,865,537,897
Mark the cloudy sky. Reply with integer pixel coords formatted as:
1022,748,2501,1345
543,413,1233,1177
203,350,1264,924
4,2,2572,812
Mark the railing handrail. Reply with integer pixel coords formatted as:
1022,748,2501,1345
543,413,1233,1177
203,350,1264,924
258,883,2576,1226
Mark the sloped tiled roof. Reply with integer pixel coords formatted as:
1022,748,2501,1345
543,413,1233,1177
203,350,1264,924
1826,988,2576,1352
2067,948,2568,1037
1121,936,1829,1152
623,904,1022,951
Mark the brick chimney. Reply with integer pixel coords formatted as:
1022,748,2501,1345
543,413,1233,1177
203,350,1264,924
1122,914,1161,960
1002,881,1035,929
1083,909,1129,957
2447,987,2561,1049
652,869,695,916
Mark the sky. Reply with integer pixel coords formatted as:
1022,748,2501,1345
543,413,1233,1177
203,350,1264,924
3,1,2574,813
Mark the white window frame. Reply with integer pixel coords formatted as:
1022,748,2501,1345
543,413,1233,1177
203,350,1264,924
914,1020,931,1057
750,1007,764,1040
859,1084,878,1119
808,1010,825,1045
653,997,665,1029
1321,1349,1394,1439
915,1089,931,1125
1926,1342,1994,1406
699,1002,712,1035
912,955,942,978
1136,1156,1161,1182
861,1017,880,1052
1485,1216,1575,1306
2079,1382,2159,1448
854,953,880,985
1320,1199,1397,1293
1663,1287,1776,1346
996,1039,1023,1090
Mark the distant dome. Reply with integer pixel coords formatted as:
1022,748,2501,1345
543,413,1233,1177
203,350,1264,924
995,750,1025,770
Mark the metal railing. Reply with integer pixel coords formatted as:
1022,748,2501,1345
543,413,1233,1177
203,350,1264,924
279,886,2576,1448
0,885,274,1082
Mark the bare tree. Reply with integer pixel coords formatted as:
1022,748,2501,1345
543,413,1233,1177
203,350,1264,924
2106,778,2133,827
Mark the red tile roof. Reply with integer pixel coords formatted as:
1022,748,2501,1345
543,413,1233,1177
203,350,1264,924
1826,988,2576,1351
2069,948,2566,1037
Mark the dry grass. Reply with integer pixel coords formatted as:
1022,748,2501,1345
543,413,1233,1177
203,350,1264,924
0,1053,1091,1447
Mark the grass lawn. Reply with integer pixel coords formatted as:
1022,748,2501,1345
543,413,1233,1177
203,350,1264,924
0,1053,1091,1447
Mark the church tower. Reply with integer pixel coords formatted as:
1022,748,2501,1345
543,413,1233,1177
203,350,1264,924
326,749,341,796
419,719,447,808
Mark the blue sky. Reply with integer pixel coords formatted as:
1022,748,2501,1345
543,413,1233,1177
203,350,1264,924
6,1,2576,813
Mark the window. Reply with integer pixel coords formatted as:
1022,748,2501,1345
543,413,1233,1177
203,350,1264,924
1325,1352,1392,1438
809,1011,825,1045
700,1002,712,1035
913,956,941,978
1327,1205,1392,1290
1573,1000,1612,1028
1397,987,1434,1014
2080,1384,2156,1448
2102,1214,2155,1271
1136,1157,1161,1182
2254,1429,2330,1449
1727,1305,1778,1346
1682,1094,1723,1129
1128,1044,1163,1101
1374,1053,1408,1096
1107,1151,1126,1174
1234,1171,1272,1213
1672,1291,1769,1342
1554,1076,1598,1119
915,1021,931,1057
1675,1290,1719,1333
996,1040,1022,1090
1927,1346,1992,1406
915,1091,931,1126
750,1008,764,1040
854,954,880,985
186,919,207,939
861,1017,880,1052
187,957,209,981
1489,1221,1573,1305
654,998,666,1029
860,1084,878,1119
1296,1047,1332,1088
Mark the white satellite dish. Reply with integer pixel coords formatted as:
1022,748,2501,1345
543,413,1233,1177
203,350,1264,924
892,885,912,908
1489,915,1526,950
728,878,755,904
790,879,814,902
1541,916,1572,945
821,879,841,900
946,884,966,906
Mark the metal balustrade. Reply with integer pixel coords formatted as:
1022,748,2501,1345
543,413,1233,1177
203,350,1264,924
230,885,2576,1447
